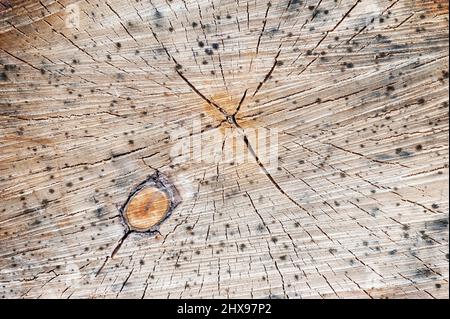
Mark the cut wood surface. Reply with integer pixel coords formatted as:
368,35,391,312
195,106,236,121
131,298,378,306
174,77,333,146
0,0,448,299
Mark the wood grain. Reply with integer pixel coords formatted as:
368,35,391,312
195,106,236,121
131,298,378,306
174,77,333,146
0,0,448,299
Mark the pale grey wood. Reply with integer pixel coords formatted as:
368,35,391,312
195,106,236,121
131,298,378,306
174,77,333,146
0,0,448,299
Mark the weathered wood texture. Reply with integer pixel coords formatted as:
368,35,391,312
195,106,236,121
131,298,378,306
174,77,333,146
0,0,448,299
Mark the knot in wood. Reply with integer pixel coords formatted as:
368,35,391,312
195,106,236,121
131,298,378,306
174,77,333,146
120,173,181,233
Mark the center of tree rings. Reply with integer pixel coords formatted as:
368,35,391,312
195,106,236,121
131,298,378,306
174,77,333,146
120,172,181,233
